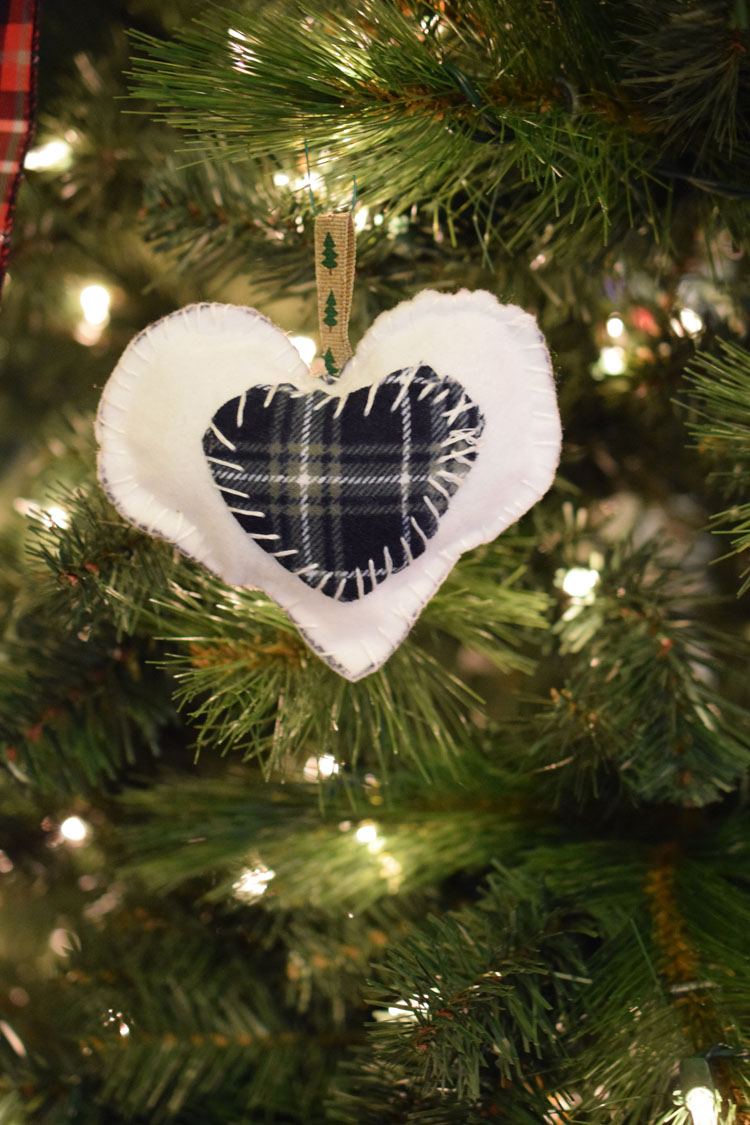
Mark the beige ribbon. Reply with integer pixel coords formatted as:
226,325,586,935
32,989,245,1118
314,212,355,378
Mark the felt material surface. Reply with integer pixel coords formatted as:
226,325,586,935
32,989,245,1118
0,0,38,293
203,367,484,602
96,291,561,680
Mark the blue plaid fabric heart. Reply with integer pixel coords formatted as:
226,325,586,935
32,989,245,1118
203,366,485,602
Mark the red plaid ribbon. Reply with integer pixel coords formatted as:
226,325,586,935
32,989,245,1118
0,0,38,292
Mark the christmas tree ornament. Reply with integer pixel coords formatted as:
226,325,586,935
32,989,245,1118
0,0,39,295
97,216,560,680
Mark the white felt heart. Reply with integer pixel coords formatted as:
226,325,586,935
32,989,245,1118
96,290,560,680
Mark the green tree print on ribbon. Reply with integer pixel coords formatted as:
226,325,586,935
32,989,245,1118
321,231,338,271
323,347,337,376
323,290,338,328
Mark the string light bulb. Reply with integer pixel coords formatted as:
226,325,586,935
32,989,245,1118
354,207,370,232
79,284,111,326
355,821,378,845
606,314,625,339
679,307,704,336
293,171,324,195
561,567,600,599
680,1058,718,1125
46,505,70,529
0,1020,27,1057
60,815,89,843
12,498,70,528
303,753,339,781
25,138,72,171
233,863,275,902
75,284,112,346
599,346,626,375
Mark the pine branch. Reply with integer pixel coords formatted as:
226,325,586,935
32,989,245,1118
23,906,348,1123
0,1094,26,1125
17,457,547,791
620,0,750,158
684,338,750,593
116,769,529,909
331,866,589,1120
130,543,543,783
140,151,315,291
152,573,480,780
527,537,750,807
566,829,750,1122
126,0,750,266
417,542,551,675
0,490,181,791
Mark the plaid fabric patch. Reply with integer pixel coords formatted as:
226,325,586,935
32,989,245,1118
0,0,38,291
203,366,485,602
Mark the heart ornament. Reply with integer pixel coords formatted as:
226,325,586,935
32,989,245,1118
96,289,560,680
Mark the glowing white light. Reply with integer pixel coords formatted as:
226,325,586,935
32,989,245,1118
25,139,72,171
13,497,41,519
355,822,378,845
606,315,624,339
374,989,439,1022
0,1021,27,1058
103,1008,130,1036
74,320,104,347
386,1000,423,1021
562,567,600,599
600,346,626,375
294,172,324,195
373,212,384,226
289,335,317,365
354,207,370,232
379,853,403,891
679,307,704,336
49,928,75,956
84,889,121,919
79,284,111,326
273,172,290,187
227,28,256,69
46,505,70,529
303,753,340,781
60,815,89,842
233,864,275,901
13,497,71,529
685,1086,717,1125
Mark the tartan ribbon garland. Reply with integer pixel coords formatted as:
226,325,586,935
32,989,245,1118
0,0,38,293
203,366,485,602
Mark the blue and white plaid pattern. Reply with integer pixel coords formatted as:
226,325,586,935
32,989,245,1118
203,365,485,601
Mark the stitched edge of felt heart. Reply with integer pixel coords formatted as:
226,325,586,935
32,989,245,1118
202,367,486,602
96,290,561,680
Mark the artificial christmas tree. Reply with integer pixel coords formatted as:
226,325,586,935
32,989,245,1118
1,2,749,1123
